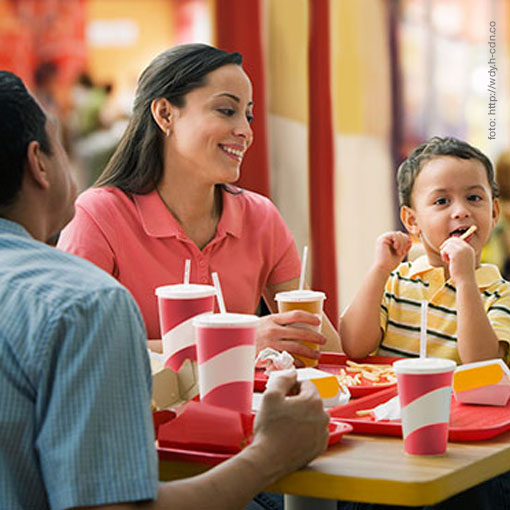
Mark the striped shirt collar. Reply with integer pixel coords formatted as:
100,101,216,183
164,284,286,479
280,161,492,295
408,255,503,289
133,187,242,239
0,218,31,239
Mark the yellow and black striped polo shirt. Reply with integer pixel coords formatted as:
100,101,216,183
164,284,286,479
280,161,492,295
379,256,510,365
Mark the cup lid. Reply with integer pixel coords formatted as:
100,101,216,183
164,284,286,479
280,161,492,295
394,358,457,375
274,290,326,302
155,283,216,299
193,313,259,329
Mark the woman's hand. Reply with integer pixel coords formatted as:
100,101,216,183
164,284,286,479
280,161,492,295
256,311,327,367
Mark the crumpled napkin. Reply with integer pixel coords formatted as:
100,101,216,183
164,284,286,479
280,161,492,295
256,348,295,375
371,396,401,421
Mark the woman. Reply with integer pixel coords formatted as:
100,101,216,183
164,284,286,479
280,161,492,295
58,43,340,361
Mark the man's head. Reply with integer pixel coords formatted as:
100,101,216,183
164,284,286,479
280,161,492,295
0,70,76,239
398,137,500,268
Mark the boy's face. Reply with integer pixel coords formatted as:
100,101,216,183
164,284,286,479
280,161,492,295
401,156,500,268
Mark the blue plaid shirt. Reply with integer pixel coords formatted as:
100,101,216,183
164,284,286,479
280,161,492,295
0,219,158,509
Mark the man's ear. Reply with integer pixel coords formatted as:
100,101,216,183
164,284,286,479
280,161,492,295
150,97,175,137
492,197,501,227
401,205,420,236
25,140,50,190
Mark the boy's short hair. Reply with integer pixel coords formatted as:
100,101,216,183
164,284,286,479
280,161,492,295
397,136,499,207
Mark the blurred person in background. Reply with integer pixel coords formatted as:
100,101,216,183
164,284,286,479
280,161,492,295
33,60,60,119
68,72,127,187
0,68,330,510
58,43,341,360
482,150,510,280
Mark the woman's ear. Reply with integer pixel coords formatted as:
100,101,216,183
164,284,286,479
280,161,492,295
25,140,50,190
401,205,420,236
150,97,174,137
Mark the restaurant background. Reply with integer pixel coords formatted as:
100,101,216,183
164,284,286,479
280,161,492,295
0,0,508,324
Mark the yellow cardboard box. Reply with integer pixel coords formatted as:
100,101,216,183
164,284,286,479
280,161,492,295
453,359,510,406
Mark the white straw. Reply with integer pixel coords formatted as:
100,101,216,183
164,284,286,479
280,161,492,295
184,259,191,285
299,246,309,290
419,300,427,358
211,272,227,314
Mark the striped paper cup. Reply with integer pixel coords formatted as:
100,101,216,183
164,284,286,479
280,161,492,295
155,284,216,372
194,313,259,414
394,358,456,455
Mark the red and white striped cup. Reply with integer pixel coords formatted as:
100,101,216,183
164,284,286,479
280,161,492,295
193,313,259,414
394,358,456,455
155,284,216,372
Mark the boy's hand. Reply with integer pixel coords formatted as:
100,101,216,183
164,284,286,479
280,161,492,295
374,231,412,274
440,237,476,285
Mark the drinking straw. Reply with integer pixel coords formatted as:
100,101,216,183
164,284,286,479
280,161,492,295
299,245,309,291
419,300,427,358
211,272,227,314
184,259,191,285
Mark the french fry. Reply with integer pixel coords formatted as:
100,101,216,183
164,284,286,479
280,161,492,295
337,361,396,386
459,225,477,240
362,372,380,382
355,409,374,417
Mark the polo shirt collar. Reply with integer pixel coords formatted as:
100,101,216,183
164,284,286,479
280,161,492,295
133,187,242,239
134,190,181,238
408,255,435,278
217,186,242,238
408,255,503,289
474,264,504,288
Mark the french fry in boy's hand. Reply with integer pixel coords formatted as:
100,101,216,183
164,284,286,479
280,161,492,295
459,225,477,241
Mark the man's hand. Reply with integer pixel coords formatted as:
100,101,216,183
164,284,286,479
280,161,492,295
249,370,330,480
373,231,412,274
86,367,329,510
256,312,326,366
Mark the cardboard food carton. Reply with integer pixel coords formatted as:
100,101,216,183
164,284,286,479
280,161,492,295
269,367,350,407
150,353,199,410
453,359,510,406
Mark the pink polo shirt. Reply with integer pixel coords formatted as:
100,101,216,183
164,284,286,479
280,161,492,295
58,186,300,338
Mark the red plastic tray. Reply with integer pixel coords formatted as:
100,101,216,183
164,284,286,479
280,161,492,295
157,421,353,466
329,387,510,441
255,353,400,397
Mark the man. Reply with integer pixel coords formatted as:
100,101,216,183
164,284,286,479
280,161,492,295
0,70,329,510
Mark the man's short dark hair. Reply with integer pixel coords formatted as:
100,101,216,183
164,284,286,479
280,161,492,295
0,70,51,208
397,136,499,207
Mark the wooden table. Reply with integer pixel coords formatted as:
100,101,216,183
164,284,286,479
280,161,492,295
159,429,510,507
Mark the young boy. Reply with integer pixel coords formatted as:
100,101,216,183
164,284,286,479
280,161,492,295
482,150,510,279
338,138,510,509
340,136,510,365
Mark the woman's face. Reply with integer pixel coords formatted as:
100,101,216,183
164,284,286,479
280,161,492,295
166,64,254,185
